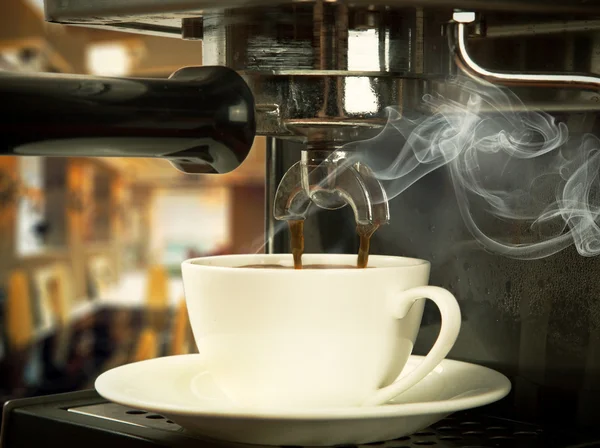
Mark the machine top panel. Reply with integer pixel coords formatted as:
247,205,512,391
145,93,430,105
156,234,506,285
44,0,600,37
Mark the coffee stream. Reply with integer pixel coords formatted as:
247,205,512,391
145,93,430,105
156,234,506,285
288,219,379,269
357,223,380,269
240,217,375,269
288,220,305,269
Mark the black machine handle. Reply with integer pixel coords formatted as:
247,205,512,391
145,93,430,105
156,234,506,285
0,66,256,174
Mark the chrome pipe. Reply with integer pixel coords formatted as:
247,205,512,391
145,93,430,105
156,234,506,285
453,18,600,92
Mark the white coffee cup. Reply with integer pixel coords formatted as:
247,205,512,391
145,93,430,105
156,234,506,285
181,253,461,409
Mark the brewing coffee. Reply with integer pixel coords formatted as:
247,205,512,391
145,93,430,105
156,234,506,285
287,219,380,269
240,264,364,269
288,220,304,269
357,223,380,269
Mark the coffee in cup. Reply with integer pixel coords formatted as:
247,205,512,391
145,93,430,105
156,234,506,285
239,264,364,269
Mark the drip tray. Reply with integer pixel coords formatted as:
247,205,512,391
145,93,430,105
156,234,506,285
69,403,183,431
69,403,543,448
68,402,545,447
1,390,598,448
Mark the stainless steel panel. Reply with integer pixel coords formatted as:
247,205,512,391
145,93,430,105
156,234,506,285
68,403,183,432
44,0,600,36
64,401,557,447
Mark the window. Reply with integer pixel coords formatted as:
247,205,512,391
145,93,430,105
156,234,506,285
16,157,68,256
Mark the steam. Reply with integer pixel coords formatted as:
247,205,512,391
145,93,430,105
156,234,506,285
342,76,600,259
249,220,289,254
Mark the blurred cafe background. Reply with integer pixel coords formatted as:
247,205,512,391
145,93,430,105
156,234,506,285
0,0,265,419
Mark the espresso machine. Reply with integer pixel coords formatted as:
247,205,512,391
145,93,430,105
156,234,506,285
2,0,600,446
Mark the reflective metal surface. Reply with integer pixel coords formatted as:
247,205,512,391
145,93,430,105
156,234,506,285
40,1,600,145
202,5,600,144
452,15,600,92
201,4,449,145
68,403,182,431
206,4,600,230
43,0,600,36
274,149,390,227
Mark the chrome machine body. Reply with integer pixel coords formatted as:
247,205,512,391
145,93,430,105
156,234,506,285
5,0,600,437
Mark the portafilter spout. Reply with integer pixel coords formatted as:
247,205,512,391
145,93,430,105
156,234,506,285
273,147,390,231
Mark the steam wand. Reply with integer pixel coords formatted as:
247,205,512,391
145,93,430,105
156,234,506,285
450,11,600,91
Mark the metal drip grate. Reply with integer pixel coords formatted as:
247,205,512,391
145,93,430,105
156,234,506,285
69,404,546,447
69,403,184,432
6,390,599,448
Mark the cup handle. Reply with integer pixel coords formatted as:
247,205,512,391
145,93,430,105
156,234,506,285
361,286,461,406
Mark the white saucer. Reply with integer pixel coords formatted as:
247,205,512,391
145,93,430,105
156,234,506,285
95,355,511,446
